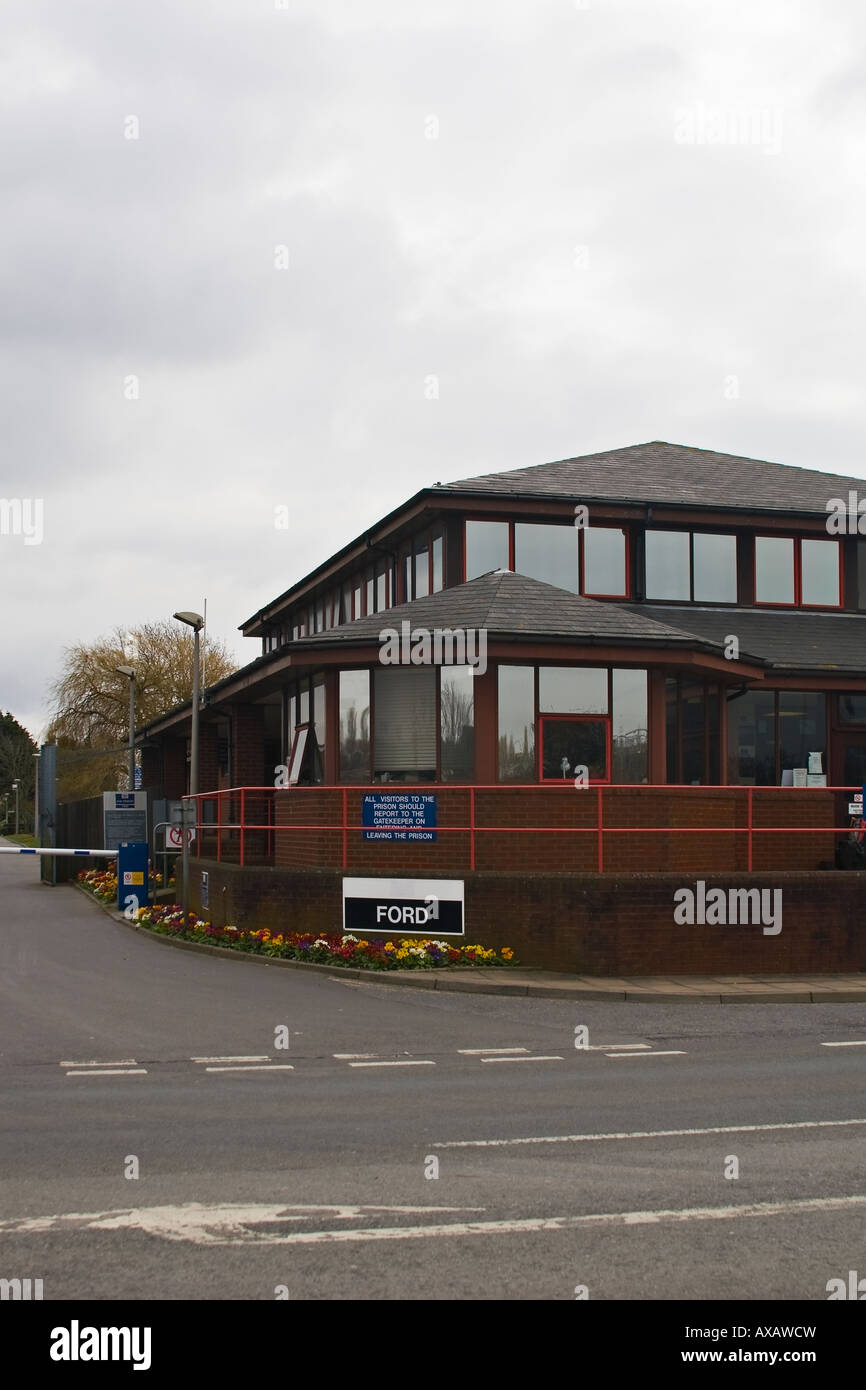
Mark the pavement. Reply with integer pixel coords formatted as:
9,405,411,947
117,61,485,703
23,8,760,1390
76,882,866,1004
4,844,866,1302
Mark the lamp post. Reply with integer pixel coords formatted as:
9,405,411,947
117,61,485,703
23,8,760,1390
33,751,41,842
116,665,136,791
12,781,19,836
173,611,204,916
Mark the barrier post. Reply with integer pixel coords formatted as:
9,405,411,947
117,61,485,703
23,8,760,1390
747,786,753,872
342,788,348,870
240,788,246,868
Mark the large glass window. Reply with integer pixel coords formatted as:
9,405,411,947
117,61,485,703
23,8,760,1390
754,537,794,605
376,568,387,612
539,667,607,714
465,520,509,580
681,681,707,784
612,669,647,782
692,534,737,603
440,666,474,782
313,676,326,775
373,668,437,781
839,694,866,724
514,523,578,592
540,718,608,781
584,527,627,596
497,666,535,781
415,547,430,599
432,535,444,592
801,539,839,606
778,692,825,776
645,530,690,600
339,671,371,782
727,690,776,784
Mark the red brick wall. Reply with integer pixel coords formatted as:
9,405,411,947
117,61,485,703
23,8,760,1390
271,786,837,876
187,861,866,975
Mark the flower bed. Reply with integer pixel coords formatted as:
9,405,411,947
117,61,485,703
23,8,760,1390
74,872,516,969
77,867,166,903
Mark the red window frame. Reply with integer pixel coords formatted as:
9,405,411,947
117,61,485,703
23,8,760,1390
753,535,842,609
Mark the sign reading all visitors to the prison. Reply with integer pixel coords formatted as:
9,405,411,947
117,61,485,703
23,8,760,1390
361,793,437,842
103,791,148,851
342,877,464,934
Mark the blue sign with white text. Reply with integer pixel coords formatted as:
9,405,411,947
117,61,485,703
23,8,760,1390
362,794,437,842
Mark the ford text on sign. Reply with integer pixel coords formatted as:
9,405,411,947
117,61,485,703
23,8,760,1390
342,878,464,935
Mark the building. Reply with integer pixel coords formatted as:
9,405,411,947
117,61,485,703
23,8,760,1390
139,441,866,973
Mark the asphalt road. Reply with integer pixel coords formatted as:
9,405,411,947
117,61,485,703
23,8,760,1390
1,846,865,1301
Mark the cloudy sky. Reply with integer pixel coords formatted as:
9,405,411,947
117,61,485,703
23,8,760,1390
2,0,865,740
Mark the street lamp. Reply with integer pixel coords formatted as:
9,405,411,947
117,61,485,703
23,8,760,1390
116,665,136,791
12,781,19,836
173,611,204,916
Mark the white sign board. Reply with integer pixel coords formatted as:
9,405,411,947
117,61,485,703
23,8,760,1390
342,877,464,935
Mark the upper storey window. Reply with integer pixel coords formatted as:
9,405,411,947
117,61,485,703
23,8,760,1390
645,531,737,603
465,519,628,597
465,520,509,579
754,536,840,608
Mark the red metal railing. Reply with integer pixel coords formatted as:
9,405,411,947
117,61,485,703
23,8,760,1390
182,784,863,874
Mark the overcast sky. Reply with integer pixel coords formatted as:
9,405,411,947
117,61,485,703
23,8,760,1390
2,0,865,740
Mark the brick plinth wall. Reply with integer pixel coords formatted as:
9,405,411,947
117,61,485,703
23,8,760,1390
270,786,837,876
185,861,866,976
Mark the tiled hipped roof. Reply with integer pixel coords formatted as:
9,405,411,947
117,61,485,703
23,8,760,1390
300,571,741,656
439,440,864,515
635,605,866,674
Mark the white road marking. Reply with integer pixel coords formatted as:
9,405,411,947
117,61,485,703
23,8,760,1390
0,1203,487,1245
205,1065,294,1073
480,1055,563,1064
192,1056,270,1064
821,1041,866,1048
581,1043,651,1052
64,1069,148,1077
60,1060,138,1068
2,1196,863,1247
434,1117,866,1149
605,1050,686,1059
348,1060,435,1068
333,1053,380,1060
457,1047,530,1056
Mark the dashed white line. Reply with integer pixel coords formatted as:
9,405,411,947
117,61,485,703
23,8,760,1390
605,1050,686,1059
348,1060,435,1068
60,1060,139,1068
333,1053,380,1060
434,1117,866,1149
205,1065,294,1073
480,1055,563,1064
821,1041,866,1048
192,1056,270,1064
457,1047,530,1056
582,1043,651,1052
64,1069,148,1077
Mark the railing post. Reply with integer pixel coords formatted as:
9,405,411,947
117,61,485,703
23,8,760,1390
217,791,222,863
240,787,245,868
470,787,476,871
597,784,603,872
342,788,348,870
747,786,753,872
